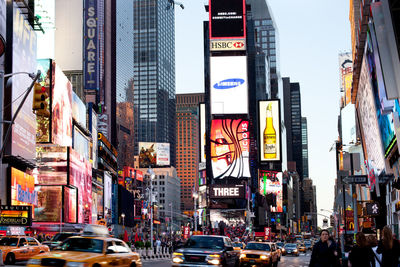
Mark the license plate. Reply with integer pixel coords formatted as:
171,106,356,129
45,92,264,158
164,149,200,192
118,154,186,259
249,260,256,263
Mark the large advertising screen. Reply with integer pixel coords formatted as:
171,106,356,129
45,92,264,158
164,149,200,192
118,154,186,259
339,52,353,106
11,168,38,206
72,92,87,127
34,186,62,222
104,172,112,221
210,56,248,115
69,148,92,224
64,186,77,223
139,142,170,168
11,3,37,160
209,0,246,39
259,171,283,213
199,103,206,163
210,119,250,179
52,62,72,147
357,56,385,173
259,100,281,162
36,59,52,143
341,104,357,146
73,127,90,160
36,146,68,185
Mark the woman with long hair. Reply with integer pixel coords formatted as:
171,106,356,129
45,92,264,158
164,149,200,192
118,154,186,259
309,230,338,267
379,226,400,267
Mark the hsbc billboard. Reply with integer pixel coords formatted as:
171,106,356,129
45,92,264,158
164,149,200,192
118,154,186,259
210,39,246,51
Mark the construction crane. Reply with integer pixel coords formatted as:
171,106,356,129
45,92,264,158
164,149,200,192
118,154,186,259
167,0,184,10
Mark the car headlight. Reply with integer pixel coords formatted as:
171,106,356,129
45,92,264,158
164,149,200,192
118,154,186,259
173,252,183,257
260,255,268,260
66,262,88,267
172,257,184,263
209,259,220,265
27,258,41,265
294,249,298,253
206,254,220,265
281,248,285,252
240,253,246,259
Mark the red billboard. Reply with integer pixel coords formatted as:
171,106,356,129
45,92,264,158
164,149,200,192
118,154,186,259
210,119,250,179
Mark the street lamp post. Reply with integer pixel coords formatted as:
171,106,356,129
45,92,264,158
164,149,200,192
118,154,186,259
147,168,155,251
121,213,125,228
193,192,198,232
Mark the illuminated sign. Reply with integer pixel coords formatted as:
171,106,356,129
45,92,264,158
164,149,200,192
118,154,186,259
138,142,170,168
259,100,281,162
209,0,246,40
199,103,206,163
210,39,246,51
259,171,283,212
11,168,38,206
339,52,353,106
209,184,245,199
210,56,248,114
210,119,250,179
83,0,99,90
0,205,32,226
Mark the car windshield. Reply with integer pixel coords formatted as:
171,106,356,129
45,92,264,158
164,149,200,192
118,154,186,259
284,244,297,248
233,243,243,248
52,233,74,242
0,237,19,246
245,243,271,251
305,242,311,246
276,242,284,247
59,238,104,253
184,236,224,249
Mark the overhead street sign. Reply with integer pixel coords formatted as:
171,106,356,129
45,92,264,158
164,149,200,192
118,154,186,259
342,175,368,184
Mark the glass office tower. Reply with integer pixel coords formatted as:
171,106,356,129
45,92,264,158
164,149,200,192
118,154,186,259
133,0,176,166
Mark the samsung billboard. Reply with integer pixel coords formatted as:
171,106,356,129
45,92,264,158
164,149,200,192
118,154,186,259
210,56,248,114
209,0,246,40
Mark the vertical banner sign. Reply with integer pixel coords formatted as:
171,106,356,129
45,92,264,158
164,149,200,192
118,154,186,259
264,227,271,241
184,226,190,239
83,0,99,90
338,53,353,106
259,100,281,162
199,103,206,163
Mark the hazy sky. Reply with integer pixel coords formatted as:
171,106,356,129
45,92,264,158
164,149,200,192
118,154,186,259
175,0,351,227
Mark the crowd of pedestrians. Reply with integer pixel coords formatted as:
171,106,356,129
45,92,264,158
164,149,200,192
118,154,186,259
309,226,400,267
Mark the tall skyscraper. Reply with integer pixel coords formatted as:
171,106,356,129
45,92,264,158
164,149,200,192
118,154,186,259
176,93,204,212
302,117,309,178
133,0,176,166
247,0,279,99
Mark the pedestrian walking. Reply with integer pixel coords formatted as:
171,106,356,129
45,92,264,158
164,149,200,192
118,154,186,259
367,234,381,267
348,232,374,267
378,226,400,267
309,230,338,267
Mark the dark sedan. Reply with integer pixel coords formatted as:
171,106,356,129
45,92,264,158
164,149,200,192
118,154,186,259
283,243,299,256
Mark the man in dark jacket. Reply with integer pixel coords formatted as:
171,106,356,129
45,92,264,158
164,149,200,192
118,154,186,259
309,230,338,267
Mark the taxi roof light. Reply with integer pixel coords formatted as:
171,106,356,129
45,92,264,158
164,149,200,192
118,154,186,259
82,225,109,237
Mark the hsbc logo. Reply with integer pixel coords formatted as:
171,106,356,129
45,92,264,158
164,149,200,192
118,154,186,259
210,39,246,51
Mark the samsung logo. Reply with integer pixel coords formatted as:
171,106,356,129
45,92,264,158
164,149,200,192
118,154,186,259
213,78,245,89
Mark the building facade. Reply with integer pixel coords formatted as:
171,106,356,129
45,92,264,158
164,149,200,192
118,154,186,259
302,117,309,178
176,93,204,212
133,0,176,166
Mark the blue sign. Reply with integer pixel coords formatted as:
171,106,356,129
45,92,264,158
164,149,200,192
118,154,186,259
83,0,99,91
213,78,244,89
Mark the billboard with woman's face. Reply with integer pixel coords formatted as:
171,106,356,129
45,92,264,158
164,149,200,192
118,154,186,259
259,171,283,213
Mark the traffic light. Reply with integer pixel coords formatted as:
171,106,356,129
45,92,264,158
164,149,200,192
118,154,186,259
32,83,50,117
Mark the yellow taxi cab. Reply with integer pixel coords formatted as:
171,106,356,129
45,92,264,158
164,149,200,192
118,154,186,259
0,235,50,265
298,243,307,253
26,225,142,267
239,241,279,267
232,241,245,251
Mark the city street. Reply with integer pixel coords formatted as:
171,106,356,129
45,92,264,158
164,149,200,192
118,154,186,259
3,253,311,267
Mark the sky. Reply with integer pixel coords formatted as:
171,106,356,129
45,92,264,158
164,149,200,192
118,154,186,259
175,0,351,227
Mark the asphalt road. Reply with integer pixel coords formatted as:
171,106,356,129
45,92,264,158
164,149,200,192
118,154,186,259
4,253,311,267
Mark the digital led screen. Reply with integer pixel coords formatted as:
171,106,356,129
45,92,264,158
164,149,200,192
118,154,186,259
210,119,250,179
11,168,38,206
259,171,283,213
139,142,170,168
339,52,353,106
11,3,37,160
259,100,281,162
0,206,32,226
52,62,72,147
34,186,62,222
69,148,92,224
104,172,112,219
200,103,206,163
210,56,248,114
36,146,68,185
73,126,90,160
72,91,87,127
341,104,356,146
64,186,77,223
209,0,245,39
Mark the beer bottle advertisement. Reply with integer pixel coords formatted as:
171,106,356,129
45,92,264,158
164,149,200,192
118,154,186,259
259,100,281,161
